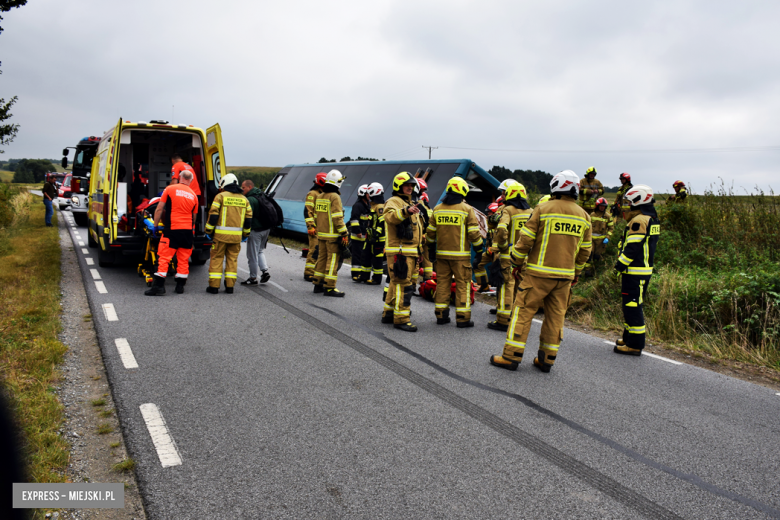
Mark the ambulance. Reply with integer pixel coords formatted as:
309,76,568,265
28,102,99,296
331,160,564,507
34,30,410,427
86,118,227,266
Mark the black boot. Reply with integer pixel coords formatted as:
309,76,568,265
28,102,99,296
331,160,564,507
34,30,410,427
225,286,234,294
206,286,219,294
487,321,508,331
174,278,186,294
456,320,475,328
324,288,345,297
436,309,451,325
394,322,418,332
144,275,166,296
313,284,325,294
489,308,498,315
381,314,394,324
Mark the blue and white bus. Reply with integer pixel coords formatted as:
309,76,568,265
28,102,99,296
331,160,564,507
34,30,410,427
265,159,501,236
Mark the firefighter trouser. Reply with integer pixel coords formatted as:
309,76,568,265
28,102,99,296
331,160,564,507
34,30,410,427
434,258,473,323
384,254,417,324
304,233,318,277
209,240,241,288
155,236,191,279
420,243,433,280
502,274,572,367
495,258,516,325
350,238,365,280
474,253,492,288
621,274,650,350
361,241,383,282
313,239,341,289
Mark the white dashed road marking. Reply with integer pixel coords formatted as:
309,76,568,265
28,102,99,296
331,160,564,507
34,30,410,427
114,338,139,369
101,303,118,321
604,340,613,345
95,281,107,294
81,248,89,254
85,258,94,265
78,241,85,246
90,268,101,280
139,404,182,468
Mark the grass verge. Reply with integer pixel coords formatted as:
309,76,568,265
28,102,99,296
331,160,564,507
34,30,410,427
0,187,69,485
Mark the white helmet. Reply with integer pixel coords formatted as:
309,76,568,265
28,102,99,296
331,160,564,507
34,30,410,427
625,184,654,206
325,169,344,188
498,179,519,192
367,182,384,197
219,173,239,189
357,184,369,196
550,170,579,197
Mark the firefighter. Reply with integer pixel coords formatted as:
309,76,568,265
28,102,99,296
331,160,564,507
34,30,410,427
536,194,551,206
144,170,198,296
426,177,484,328
583,197,614,277
312,170,349,296
349,184,371,281
417,179,434,282
362,182,386,285
303,172,327,281
611,172,633,221
382,172,424,331
668,180,688,203
205,174,252,294
488,183,532,331
489,170,592,373
474,202,500,292
579,166,604,214
614,184,660,356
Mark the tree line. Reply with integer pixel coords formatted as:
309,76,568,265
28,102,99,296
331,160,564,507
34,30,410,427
488,166,620,193
3,158,57,183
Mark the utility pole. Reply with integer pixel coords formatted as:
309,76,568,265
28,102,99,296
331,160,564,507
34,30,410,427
422,145,438,160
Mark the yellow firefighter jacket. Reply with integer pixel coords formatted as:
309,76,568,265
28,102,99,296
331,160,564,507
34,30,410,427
304,187,322,231
384,193,424,257
510,195,592,279
579,177,604,211
314,190,347,241
494,205,533,261
590,207,614,241
426,201,483,259
205,189,252,244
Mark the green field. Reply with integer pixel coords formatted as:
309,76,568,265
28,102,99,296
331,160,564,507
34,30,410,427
0,170,13,182
227,166,281,190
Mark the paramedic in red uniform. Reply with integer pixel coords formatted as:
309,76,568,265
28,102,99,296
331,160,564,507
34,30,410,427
145,170,198,296
170,154,201,196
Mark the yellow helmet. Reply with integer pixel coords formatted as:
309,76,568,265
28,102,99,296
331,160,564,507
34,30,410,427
537,194,551,206
446,177,469,197
392,171,417,192
505,183,527,201
586,166,597,176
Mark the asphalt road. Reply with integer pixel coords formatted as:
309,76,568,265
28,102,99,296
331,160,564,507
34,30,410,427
58,208,780,519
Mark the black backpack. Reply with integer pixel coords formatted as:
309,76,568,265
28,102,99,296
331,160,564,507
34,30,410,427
250,192,284,231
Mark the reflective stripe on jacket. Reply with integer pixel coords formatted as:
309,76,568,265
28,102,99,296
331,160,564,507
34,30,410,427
315,191,347,240
426,201,483,259
304,188,321,230
591,208,614,240
617,210,660,275
494,205,532,260
205,191,253,244
510,196,592,279
384,193,423,256
579,178,604,210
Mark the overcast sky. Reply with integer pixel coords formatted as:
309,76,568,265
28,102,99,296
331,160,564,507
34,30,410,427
2,0,779,192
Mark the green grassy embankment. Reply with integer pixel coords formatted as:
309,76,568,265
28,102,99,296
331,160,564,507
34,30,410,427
0,184,69,486
569,185,780,371
228,166,281,191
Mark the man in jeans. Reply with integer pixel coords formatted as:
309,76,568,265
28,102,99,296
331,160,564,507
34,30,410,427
42,174,57,227
240,180,271,285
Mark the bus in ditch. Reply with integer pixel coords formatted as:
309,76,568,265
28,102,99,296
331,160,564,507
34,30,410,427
264,159,502,237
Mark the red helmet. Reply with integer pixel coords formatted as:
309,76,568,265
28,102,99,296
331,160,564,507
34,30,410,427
595,197,608,208
619,172,631,183
496,195,505,205
673,180,685,189
420,192,429,203
315,172,327,187
417,178,428,192
487,202,499,214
